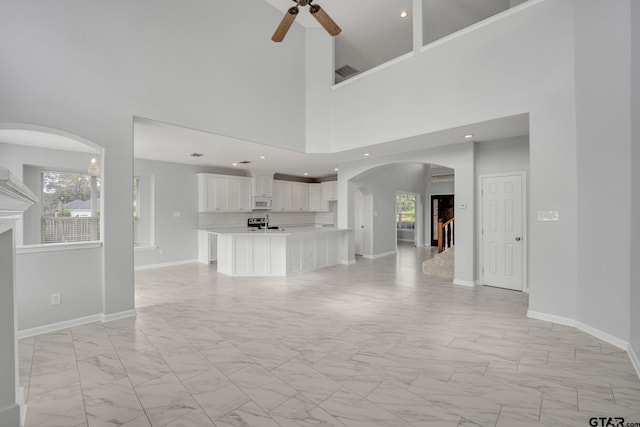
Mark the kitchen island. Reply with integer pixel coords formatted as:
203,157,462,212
198,227,348,277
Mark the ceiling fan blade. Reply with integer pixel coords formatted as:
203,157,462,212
309,4,341,37
272,6,299,42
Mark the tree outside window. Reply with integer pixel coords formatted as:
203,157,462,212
396,193,416,230
41,171,101,243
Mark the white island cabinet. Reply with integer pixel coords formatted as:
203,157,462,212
198,227,346,277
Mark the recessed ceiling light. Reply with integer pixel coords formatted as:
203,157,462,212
259,155,266,159
364,153,370,157
232,163,238,166
400,10,408,18
334,168,339,172
464,134,474,139
303,172,309,176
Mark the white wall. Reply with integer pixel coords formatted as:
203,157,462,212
0,0,307,319
16,246,102,331
351,163,426,256
574,1,631,341
630,0,640,364
133,159,219,268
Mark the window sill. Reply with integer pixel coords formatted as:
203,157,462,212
17,241,103,254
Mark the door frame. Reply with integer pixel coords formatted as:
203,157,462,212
478,171,528,292
430,194,454,247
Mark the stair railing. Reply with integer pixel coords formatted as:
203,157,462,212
437,217,455,253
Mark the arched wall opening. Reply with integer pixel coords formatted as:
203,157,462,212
0,123,109,335
338,143,474,286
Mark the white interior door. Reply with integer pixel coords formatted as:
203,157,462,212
481,174,525,291
354,190,364,255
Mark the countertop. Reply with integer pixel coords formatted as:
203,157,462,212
199,226,347,236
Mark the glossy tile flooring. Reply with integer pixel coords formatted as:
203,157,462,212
19,244,640,427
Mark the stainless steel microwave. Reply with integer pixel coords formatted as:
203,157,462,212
252,197,272,210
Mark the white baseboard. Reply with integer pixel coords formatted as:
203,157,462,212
135,259,198,271
341,259,356,265
526,310,576,327
102,309,137,323
17,309,137,339
575,321,629,351
629,343,640,380
17,313,103,339
528,310,633,355
18,387,26,427
363,250,396,259
453,278,475,287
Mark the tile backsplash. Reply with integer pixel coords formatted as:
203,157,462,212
199,204,336,229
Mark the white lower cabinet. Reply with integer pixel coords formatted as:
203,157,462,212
210,230,344,276
315,233,329,268
287,236,302,274
217,234,287,276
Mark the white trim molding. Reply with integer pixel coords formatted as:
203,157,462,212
17,309,137,339
341,259,356,265
17,241,102,254
17,314,103,339
102,309,137,323
527,310,576,327
135,259,198,271
528,310,637,379
363,250,396,259
575,321,629,351
17,387,26,427
629,344,640,380
453,278,475,287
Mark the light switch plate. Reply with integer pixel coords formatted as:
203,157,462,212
537,210,560,221
172,212,181,218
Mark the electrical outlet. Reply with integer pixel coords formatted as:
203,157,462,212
172,211,181,218
50,293,61,305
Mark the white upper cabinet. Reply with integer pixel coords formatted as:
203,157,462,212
291,182,309,212
273,180,310,212
198,173,252,212
251,172,273,197
272,180,292,211
321,181,337,202
308,183,327,212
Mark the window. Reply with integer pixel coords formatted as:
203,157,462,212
41,171,101,243
396,193,416,230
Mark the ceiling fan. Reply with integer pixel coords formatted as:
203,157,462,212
272,0,341,42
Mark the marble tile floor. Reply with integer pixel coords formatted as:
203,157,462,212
19,243,640,427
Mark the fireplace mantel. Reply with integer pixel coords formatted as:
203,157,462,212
0,166,36,427
0,167,38,223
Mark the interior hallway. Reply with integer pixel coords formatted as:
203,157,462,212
18,245,640,427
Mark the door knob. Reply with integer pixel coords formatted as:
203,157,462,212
361,225,364,228
515,237,521,241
